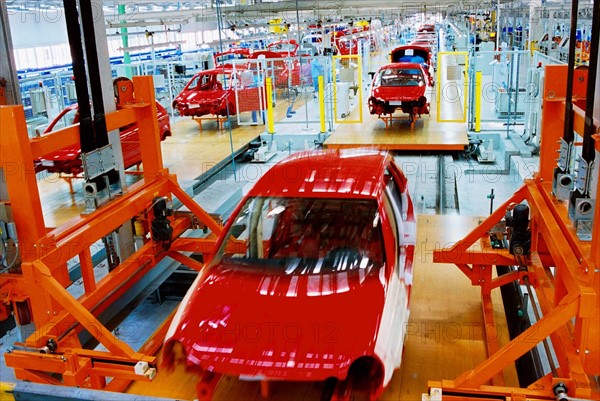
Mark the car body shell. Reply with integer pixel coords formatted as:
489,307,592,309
249,40,304,87
163,150,416,396
173,68,266,117
417,23,435,33
35,102,171,175
368,62,430,118
335,36,359,56
390,45,435,86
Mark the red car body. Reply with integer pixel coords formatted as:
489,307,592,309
335,36,359,56
173,68,265,117
368,62,430,120
250,40,304,87
163,150,416,398
36,102,171,175
417,24,435,33
390,45,435,86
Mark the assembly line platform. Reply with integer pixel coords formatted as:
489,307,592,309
324,115,469,151
324,87,469,152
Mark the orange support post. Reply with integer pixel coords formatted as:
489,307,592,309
1,77,225,392
132,76,163,178
538,66,588,182
592,135,600,268
0,106,46,261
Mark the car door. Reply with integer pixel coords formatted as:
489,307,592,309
379,162,416,372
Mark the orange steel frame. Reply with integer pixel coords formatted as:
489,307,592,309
0,76,223,391
430,65,600,400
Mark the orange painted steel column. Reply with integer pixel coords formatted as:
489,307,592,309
132,76,163,178
0,106,46,261
538,66,588,182
585,134,600,376
592,136,600,268
0,106,54,324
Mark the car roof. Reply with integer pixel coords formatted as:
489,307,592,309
392,45,431,53
379,62,425,70
247,149,389,199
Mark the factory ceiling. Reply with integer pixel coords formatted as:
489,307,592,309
5,0,504,22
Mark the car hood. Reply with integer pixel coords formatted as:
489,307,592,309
371,85,425,102
175,90,227,106
165,260,386,379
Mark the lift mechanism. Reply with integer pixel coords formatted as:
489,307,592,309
0,76,226,391
428,64,600,401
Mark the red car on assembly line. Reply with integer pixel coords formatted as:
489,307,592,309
250,40,305,87
391,45,435,86
172,68,265,118
35,101,171,175
368,62,431,123
163,149,416,401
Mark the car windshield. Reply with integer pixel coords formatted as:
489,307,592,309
269,43,296,53
377,68,424,87
215,197,384,275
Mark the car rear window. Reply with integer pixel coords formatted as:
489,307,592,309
216,197,384,275
377,68,424,87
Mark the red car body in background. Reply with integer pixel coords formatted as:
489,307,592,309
417,23,435,33
368,62,430,121
173,68,266,118
36,102,171,175
250,40,304,87
163,150,416,400
214,48,252,68
335,36,360,56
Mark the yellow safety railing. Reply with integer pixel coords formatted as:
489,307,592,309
436,51,469,123
475,71,482,132
318,75,326,133
332,54,363,124
265,77,275,134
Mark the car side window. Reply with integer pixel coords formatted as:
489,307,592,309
382,192,399,276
